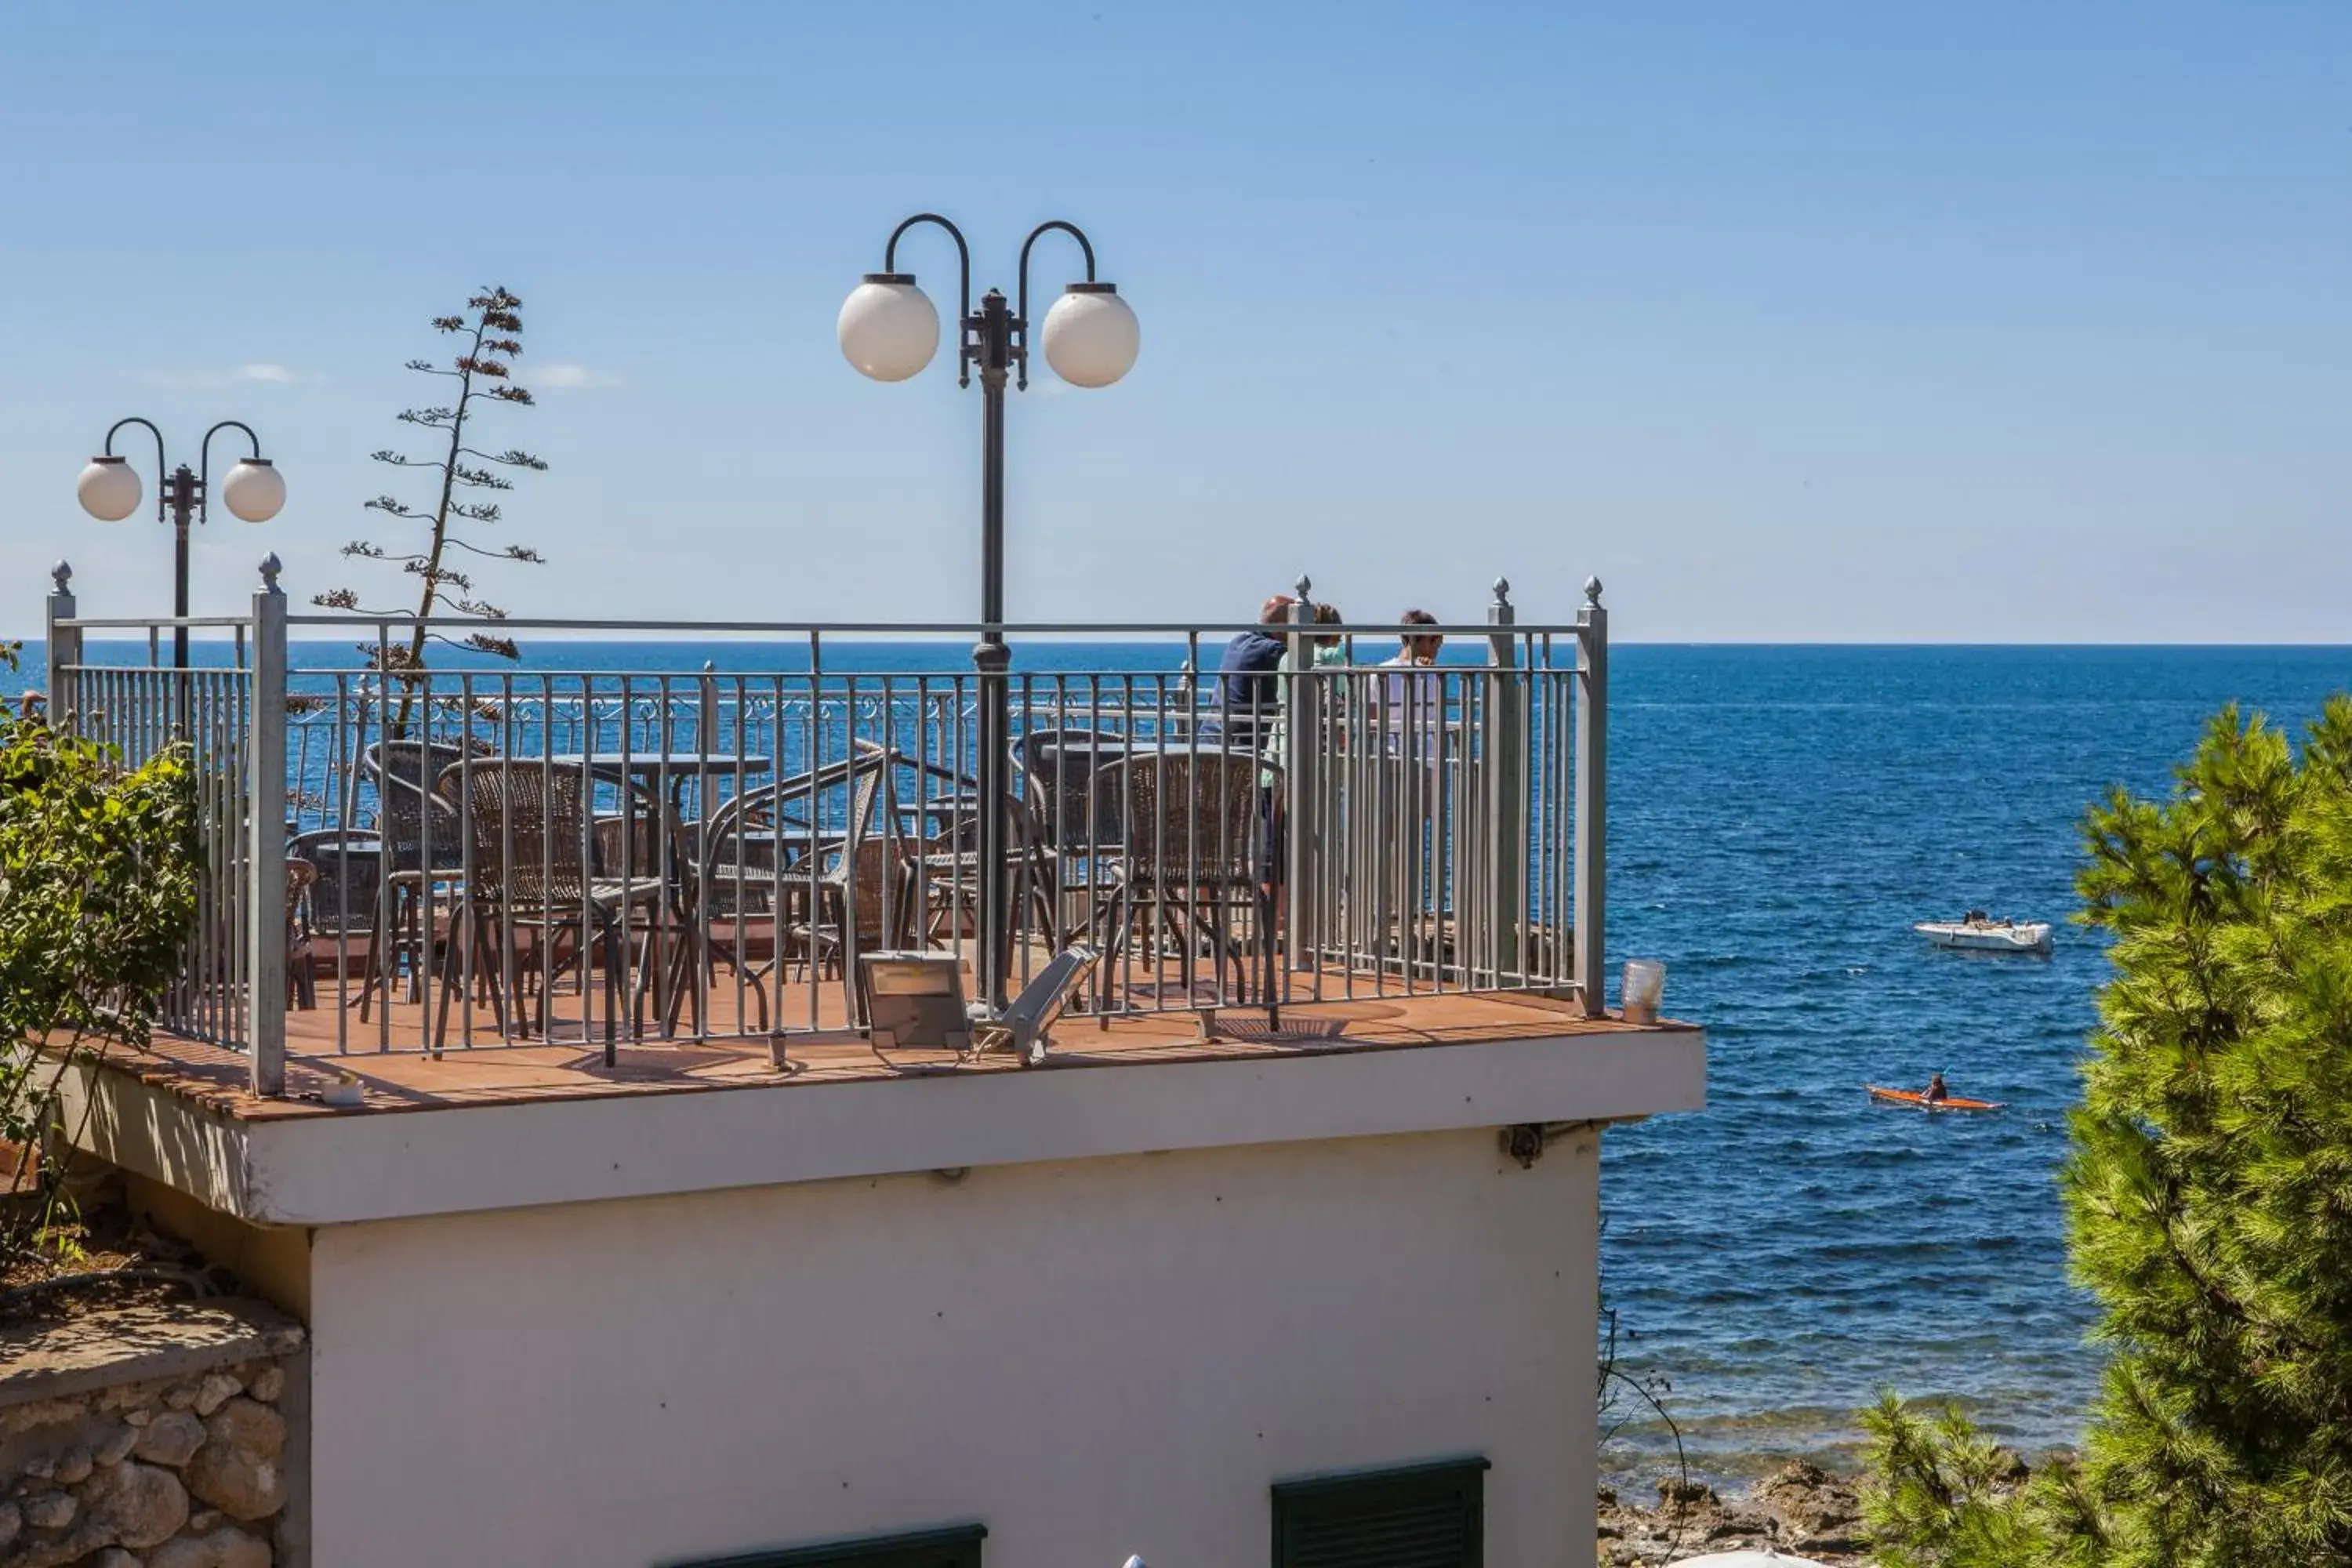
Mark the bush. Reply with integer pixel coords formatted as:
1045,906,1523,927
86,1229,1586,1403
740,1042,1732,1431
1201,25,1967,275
1,652,201,1267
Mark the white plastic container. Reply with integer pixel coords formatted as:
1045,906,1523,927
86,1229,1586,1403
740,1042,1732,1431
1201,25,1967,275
1621,958,1666,1024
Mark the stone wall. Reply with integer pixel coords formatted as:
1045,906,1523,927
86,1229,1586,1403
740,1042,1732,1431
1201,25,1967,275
1,1302,303,1568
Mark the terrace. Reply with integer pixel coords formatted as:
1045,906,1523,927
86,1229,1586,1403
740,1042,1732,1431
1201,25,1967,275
41,558,1645,1131
16,214,1704,1568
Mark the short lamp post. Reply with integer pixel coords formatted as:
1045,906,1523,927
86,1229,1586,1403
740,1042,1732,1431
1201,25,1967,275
78,418,286,670
838,214,1138,1011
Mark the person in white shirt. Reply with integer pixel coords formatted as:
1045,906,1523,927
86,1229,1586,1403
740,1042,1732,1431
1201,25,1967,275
1381,608,1443,746
1382,608,1443,670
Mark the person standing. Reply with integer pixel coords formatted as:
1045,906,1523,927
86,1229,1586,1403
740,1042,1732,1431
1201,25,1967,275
1258,601,1344,924
1384,608,1443,668
1216,593,1294,743
1381,608,1443,738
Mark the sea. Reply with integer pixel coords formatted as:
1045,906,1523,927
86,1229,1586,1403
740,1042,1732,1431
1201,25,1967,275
1597,644,2349,1487
19,637,2352,1485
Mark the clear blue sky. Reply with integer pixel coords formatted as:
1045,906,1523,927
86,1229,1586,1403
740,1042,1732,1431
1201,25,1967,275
2,2,2345,641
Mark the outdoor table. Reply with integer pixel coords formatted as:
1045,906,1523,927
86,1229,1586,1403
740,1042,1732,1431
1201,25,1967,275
734,826,821,863
895,797,981,836
544,753,771,1033
306,835,387,857
546,751,774,815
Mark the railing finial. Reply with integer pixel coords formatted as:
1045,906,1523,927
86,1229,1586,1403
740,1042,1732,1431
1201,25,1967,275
51,560,72,593
1294,572,1312,601
260,553,283,593
1584,575,1603,606
1493,575,1512,606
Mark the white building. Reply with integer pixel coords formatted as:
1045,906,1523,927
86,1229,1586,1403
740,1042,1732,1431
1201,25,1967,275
44,566,1700,1565
67,1000,1701,1567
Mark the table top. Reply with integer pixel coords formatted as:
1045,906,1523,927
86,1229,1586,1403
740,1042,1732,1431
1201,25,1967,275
895,797,980,819
289,837,386,857
548,752,773,774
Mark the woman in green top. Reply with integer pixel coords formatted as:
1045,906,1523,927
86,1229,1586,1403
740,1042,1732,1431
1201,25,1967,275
1261,604,1345,917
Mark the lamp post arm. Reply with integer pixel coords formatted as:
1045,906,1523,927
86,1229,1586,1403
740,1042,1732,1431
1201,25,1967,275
1014,220,1098,390
198,419,265,504
103,417,169,523
198,420,263,486
884,212,972,387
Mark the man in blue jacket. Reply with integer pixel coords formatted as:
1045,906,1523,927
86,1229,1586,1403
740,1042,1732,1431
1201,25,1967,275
1217,593,1294,739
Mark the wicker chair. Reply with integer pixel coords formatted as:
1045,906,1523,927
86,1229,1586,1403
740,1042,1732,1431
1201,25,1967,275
1007,728,1131,948
913,790,1066,955
437,760,666,1044
1011,728,1128,858
792,832,916,993
1093,751,1276,1010
285,828,383,1010
286,828,381,945
682,744,891,1029
358,739,473,1019
362,739,470,868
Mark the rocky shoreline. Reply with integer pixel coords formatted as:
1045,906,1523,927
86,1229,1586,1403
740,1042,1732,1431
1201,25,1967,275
1599,1461,1868,1566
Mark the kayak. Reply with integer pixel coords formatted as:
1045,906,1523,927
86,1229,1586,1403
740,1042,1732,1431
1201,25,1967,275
1867,1084,2005,1112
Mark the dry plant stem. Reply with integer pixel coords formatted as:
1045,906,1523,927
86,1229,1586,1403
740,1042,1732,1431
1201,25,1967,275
1597,1252,1696,1560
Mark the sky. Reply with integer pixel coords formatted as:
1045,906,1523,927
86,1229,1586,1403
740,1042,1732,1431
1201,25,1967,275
1,2,2345,643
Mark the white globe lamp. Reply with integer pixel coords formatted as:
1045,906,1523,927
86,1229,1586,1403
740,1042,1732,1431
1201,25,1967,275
838,274,940,382
1040,282,1138,388
220,458,286,524
77,456,143,522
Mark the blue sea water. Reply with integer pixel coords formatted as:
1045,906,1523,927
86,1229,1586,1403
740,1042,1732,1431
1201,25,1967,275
1599,644,2350,1485
21,636,2352,1480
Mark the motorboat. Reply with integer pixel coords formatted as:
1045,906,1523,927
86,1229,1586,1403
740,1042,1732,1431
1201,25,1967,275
1913,909,2053,954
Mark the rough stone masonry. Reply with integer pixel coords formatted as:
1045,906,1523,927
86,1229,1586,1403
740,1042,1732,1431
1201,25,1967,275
1,1301,304,1568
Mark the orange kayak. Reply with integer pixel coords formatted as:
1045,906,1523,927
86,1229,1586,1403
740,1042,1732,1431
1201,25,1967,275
1867,1084,2005,1112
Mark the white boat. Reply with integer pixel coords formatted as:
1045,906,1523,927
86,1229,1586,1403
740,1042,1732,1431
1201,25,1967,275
1914,911,2053,954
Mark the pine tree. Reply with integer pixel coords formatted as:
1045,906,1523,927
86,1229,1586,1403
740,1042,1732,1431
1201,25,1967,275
1863,695,2352,1567
316,285,547,674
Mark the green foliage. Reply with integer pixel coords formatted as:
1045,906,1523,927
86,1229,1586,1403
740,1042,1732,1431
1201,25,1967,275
1860,1393,2107,1568
0,655,201,1258
1862,697,2352,1566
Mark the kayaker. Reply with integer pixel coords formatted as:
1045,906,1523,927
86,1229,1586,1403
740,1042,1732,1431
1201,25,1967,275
1923,1071,1948,1103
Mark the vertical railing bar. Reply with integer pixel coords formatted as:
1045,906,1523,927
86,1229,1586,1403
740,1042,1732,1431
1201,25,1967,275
536,674,556,1047
1436,669,1449,991
804,635,822,1036
840,673,863,1032
1574,586,1608,1015
372,627,394,1051
331,674,351,1051
246,582,286,1091
416,673,441,1055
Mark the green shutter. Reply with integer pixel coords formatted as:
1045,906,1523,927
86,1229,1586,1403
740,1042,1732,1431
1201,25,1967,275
1272,1458,1487,1568
667,1523,985,1568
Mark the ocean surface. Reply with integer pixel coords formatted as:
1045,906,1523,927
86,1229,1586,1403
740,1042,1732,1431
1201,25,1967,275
1598,644,2349,1486
21,637,2352,1483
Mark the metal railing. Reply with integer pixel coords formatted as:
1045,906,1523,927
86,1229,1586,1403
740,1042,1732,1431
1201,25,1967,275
42,558,1610,1093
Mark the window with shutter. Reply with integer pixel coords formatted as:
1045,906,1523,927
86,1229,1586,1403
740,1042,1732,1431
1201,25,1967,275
670,1523,985,1568
1271,1457,1488,1568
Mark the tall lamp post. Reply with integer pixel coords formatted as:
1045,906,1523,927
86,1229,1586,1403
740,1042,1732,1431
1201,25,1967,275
77,418,287,669
838,214,1139,1011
